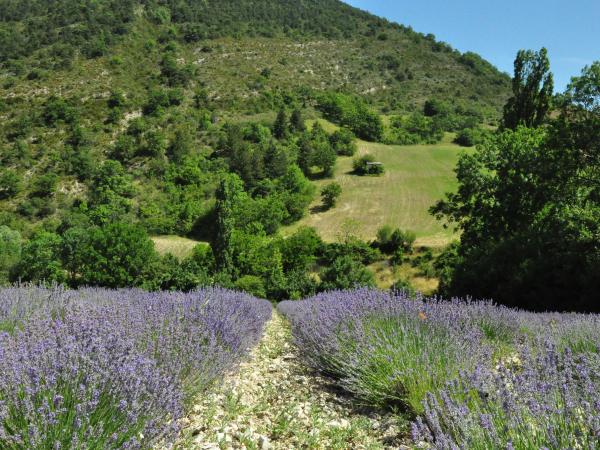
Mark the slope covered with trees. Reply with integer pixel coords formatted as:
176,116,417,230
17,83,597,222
0,0,512,296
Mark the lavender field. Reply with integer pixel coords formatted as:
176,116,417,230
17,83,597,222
279,289,600,449
0,286,271,449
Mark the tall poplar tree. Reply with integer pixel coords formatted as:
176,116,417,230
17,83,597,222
502,48,554,130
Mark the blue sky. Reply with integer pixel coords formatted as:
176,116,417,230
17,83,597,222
344,0,599,91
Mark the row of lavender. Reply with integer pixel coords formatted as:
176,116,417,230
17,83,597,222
0,286,272,449
278,289,600,449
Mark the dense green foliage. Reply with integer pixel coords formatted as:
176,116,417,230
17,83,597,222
0,0,513,299
353,154,385,176
502,48,554,130
318,93,384,141
432,61,600,312
321,183,342,210
0,225,20,283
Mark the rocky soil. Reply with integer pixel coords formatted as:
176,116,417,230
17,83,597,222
176,311,409,449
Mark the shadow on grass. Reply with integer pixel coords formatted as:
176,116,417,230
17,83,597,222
310,204,331,214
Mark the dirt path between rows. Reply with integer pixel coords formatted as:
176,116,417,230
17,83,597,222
177,311,408,449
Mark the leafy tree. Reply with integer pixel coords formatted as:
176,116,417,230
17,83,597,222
60,227,90,285
273,108,289,139
279,165,315,222
423,99,451,117
88,160,134,224
108,91,126,109
454,127,489,147
297,133,313,175
321,183,342,209
12,232,66,284
168,128,194,163
353,154,384,175
388,113,444,145
143,88,172,116
329,128,357,156
0,169,21,199
42,96,78,126
160,53,194,87
235,275,266,298
318,92,383,141
229,229,286,299
76,223,159,288
502,48,554,130
282,269,318,300
306,123,336,177
0,226,21,284
278,227,323,272
213,174,245,275
320,255,375,291
431,64,600,313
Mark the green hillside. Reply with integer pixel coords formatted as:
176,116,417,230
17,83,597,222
0,0,512,297
0,0,509,230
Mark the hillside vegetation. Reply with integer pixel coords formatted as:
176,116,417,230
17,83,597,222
286,123,463,246
0,0,513,297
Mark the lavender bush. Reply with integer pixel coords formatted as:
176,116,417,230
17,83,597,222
0,286,271,449
278,289,491,413
413,344,600,449
279,288,600,447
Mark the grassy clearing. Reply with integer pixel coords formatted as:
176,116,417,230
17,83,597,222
285,126,466,247
151,235,207,260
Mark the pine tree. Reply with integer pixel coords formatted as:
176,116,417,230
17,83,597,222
264,141,289,178
273,108,289,139
290,108,306,132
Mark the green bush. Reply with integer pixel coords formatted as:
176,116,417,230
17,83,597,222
0,226,21,284
329,128,357,156
318,92,383,141
320,255,375,291
387,113,444,145
454,127,489,147
235,275,267,298
353,154,384,176
0,169,21,199
13,232,66,284
321,183,342,209
377,225,416,254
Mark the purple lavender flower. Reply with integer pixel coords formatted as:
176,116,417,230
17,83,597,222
0,286,271,448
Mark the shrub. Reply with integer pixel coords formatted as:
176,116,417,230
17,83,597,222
413,345,600,449
30,172,59,198
329,128,357,156
235,275,267,299
321,182,342,209
12,232,66,284
388,113,444,145
454,126,489,147
0,287,271,448
0,169,21,199
0,226,21,284
353,154,384,176
318,92,383,142
320,256,375,291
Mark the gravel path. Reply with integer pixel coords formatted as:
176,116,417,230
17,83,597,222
177,311,408,449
